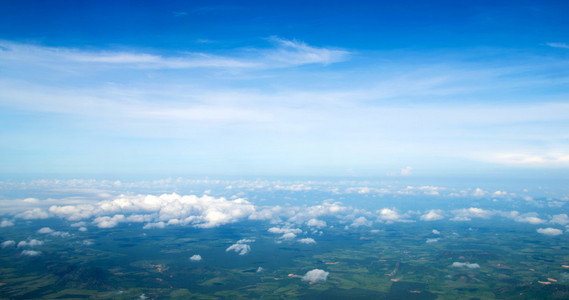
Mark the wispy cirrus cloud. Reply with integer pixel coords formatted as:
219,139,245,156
546,42,569,49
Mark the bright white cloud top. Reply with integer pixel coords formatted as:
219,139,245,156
190,254,202,262
537,228,563,236
302,269,329,283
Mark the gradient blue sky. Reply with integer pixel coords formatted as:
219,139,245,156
1,0,568,180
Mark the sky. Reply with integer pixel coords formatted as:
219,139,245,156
1,0,569,181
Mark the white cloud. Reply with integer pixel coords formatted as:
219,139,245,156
400,166,412,176
514,213,545,224
421,209,444,221
94,215,125,228
17,239,44,248
537,227,563,236
546,42,569,49
1,240,15,248
268,227,302,235
78,227,88,232
16,208,48,220
38,227,54,234
349,216,372,228
0,220,14,227
226,243,251,255
267,37,349,66
306,218,326,228
280,232,297,240
190,254,202,262
432,229,440,235
452,262,480,269
302,269,329,283
426,238,440,243
143,222,166,229
256,267,264,273
550,214,569,225
21,250,42,257
70,221,87,227
377,208,408,223
298,238,316,245
451,208,493,221
472,188,488,197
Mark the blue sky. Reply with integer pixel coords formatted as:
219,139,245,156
1,0,569,180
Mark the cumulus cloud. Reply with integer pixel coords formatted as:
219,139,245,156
451,208,493,221
514,213,545,224
452,262,480,269
426,238,440,243
38,227,54,234
421,209,444,221
0,220,14,227
143,222,166,229
302,269,329,283
16,208,49,220
1,240,15,248
17,239,43,248
298,238,316,245
306,218,326,228
537,228,563,236
349,216,372,228
550,214,569,225
226,239,254,255
94,215,126,228
190,254,202,262
268,227,302,235
21,250,42,256
377,208,408,223
432,229,440,235
472,188,488,197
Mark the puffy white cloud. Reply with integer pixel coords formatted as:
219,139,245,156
472,188,488,197
17,239,44,248
426,238,440,243
49,205,96,221
280,232,297,240
0,220,14,228
298,238,316,245
537,228,563,236
452,262,480,269
421,209,444,221
302,269,329,283
550,214,569,225
268,227,302,235
514,213,545,224
94,215,125,228
21,250,42,256
70,221,86,227
1,240,15,248
349,216,372,228
377,208,408,223
306,218,326,228
78,227,88,232
256,267,264,273
226,243,251,255
432,229,440,235
189,254,202,262
451,208,493,221
38,227,54,234
226,239,254,255
16,208,48,220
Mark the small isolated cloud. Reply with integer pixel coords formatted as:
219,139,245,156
226,239,254,255
550,214,569,225
451,208,493,221
1,240,15,248
515,213,545,224
432,229,440,235
256,267,264,273
302,269,329,283
189,254,202,262
537,227,563,236
349,216,372,228
298,238,316,245
78,227,87,232
306,218,326,228
472,188,488,197
16,208,48,220
17,239,44,248
377,208,408,223
426,238,440,244
421,209,444,221
452,262,480,269
38,227,54,234
547,42,569,49
268,227,302,240
0,220,14,228
21,250,42,257
400,166,413,176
